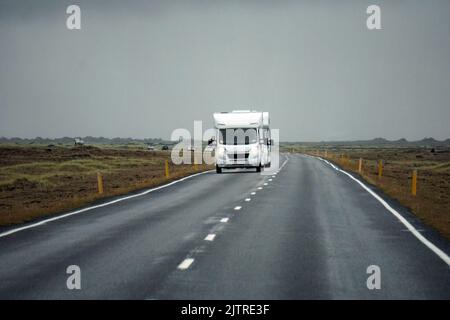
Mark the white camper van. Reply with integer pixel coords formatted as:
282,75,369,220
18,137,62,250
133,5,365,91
213,110,272,173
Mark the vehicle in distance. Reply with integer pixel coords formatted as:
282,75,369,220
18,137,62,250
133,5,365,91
161,145,169,150
74,138,85,146
213,110,272,173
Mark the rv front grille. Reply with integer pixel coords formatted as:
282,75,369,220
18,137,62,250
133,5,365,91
227,153,250,160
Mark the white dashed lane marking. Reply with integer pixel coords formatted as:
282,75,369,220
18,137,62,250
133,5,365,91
263,183,268,186
204,234,216,241
177,258,194,270
174,157,290,274
174,156,290,274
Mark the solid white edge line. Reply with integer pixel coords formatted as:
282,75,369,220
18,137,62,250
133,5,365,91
177,258,195,270
315,155,450,266
0,170,215,239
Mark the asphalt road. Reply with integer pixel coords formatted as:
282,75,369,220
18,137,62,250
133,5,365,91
0,154,449,299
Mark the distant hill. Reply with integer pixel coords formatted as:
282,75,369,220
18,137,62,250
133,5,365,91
0,136,172,146
2,136,449,148
283,137,450,147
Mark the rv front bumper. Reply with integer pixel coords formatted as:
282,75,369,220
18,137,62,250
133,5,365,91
216,157,260,168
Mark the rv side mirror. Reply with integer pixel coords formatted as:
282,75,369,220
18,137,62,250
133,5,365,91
269,139,274,146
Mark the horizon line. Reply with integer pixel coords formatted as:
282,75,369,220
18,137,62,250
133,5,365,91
1,136,450,144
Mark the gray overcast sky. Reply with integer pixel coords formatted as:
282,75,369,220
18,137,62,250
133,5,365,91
0,0,449,141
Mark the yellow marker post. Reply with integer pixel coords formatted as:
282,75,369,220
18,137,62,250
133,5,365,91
412,169,417,196
378,160,383,178
165,160,169,178
97,172,103,194
358,158,363,173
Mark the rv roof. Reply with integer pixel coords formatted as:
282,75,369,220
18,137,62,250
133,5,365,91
219,110,258,114
213,111,265,129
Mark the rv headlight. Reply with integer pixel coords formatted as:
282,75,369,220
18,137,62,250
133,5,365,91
216,146,225,158
249,145,259,158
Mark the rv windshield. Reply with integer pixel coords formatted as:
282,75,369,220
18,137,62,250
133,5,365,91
219,128,257,145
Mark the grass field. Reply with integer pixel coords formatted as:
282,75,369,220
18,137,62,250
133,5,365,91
286,145,450,240
0,145,212,226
